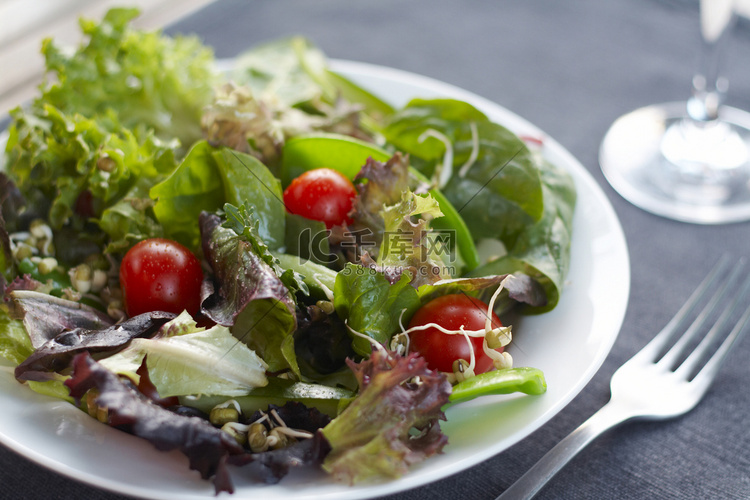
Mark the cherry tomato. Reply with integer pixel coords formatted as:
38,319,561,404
407,294,503,374
283,168,357,229
120,238,203,317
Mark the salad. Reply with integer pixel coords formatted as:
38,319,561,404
0,8,576,494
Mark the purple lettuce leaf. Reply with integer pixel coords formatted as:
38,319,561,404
330,153,411,263
15,310,174,382
8,290,115,348
321,349,451,483
199,211,298,374
65,352,243,494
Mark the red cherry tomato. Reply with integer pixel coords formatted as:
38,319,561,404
283,168,357,229
120,238,203,317
407,294,503,374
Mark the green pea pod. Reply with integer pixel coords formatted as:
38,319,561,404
447,367,547,407
178,377,354,417
280,133,480,272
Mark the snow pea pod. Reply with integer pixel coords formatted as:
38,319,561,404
447,366,547,407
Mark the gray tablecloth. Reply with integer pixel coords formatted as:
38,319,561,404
2,1,750,499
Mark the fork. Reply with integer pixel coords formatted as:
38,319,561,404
496,256,750,500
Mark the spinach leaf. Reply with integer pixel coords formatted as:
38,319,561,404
468,158,576,312
150,141,224,252
383,99,576,311
333,263,420,356
383,99,544,243
151,143,289,254
213,149,286,250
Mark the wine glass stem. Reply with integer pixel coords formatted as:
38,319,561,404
687,0,737,123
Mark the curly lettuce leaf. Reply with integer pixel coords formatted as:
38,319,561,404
5,105,178,233
333,263,420,357
377,190,451,286
97,179,166,254
101,311,268,397
345,153,412,261
321,350,451,483
39,7,217,147
200,212,298,374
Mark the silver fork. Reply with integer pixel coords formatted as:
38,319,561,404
497,256,750,500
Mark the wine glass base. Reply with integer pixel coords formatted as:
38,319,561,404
599,102,750,224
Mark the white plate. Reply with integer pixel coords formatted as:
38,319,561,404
0,60,630,499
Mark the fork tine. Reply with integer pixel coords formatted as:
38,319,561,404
689,280,750,393
658,258,746,370
674,270,750,380
632,255,732,363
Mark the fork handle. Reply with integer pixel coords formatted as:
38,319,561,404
496,401,630,500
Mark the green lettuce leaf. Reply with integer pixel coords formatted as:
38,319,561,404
377,191,451,286
97,179,166,253
6,105,177,233
0,305,33,365
101,311,268,397
150,141,225,252
38,7,217,148
213,149,286,250
232,36,393,122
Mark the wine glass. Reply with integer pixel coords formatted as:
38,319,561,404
599,0,750,224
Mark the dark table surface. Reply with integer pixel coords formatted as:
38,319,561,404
3,1,750,499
